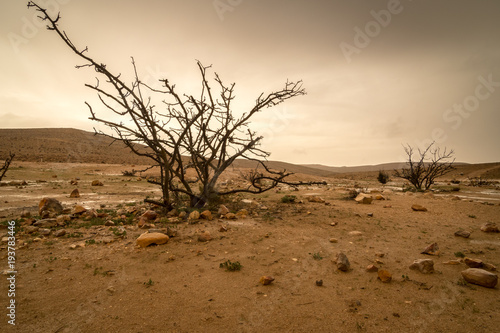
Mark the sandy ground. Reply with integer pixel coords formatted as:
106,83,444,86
1,162,499,333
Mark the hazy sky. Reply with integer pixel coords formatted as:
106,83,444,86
2,0,500,166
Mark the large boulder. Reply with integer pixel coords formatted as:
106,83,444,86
354,193,372,204
39,198,63,218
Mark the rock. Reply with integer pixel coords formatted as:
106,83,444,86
259,276,275,285
443,260,461,265
483,263,497,272
236,209,248,218
454,230,471,238
105,220,115,226
188,210,200,221
354,193,372,204
198,231,212,242
54,229,66,237
200,210,213,220
219,225,228,232
38,197,63,217
141,210,158,221
70,179,78,185
421,242,440,256
315,280,323,286
38,228,51,236
225,213,237,220
69,189,80,198
307,196,325,203
166,227,177,237
335,252,350,272
374,194,385,200
409,259,435,274
329,238,338,243
24,226,39,234
72,205,87,215
56,215,71,225
366,264,379,272
461,268,498,288
20,210,31,218
411,204,428,212
348,231,363,236
383,205,392,208
33,218,57,228
178,211,187,219
377,269,392,283
464,258,483,268
91,180,103,186
136,232,169,248
480,223,499,233
167,209,179,217
218,205,230,216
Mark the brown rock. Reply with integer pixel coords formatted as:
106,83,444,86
24,226,39,234
374,194,385,200
105,220,115,226
366,264,379,272
409,259,435,274
198,231,212,242
443,260,461,265
259,276,275,285
188,210,200,221
72,205,87,215
54,229,66,237
461,268,498,288
421,242,440,256
178,211,187,219
354,193,372,204
39,228,51,236
38,197,63,217
69,189,80,198
236,209,248,218
136,232,169,248
218,205,230,216
335,252,350,272
411,204,428,212
200,210,213,220
307,196,325,203
141,210,158,221
166,227,177,237
464,257,483,268
483,263,497,272
480,223,499,233
219,225,228,232
225,213,237,220
33,218,57,228
91,180,103,186
454,230,471,238
378,269,392,283
20,210,31,218
56,215,71,224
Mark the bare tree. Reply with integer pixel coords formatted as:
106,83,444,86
29,2,320,209
394,142,455,190
0,153,15,182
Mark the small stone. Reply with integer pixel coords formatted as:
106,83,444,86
200,210,213,220
461,268,498,288
105,220,115,226
69,189,80,198
367,213,373,217
225,213,237,220
219,225,228,232
329,238,338,243
260,276,275,285
166,227,177,237
24,226,39,234
383,205,392,208
330,222,337,226
188,210,200,221
354,193,372,204
20,211,31,218
70,179,78,185
480,223,499,233
33,218,57,228
178,211,187,219
483,263,497,272
374,194,385,200
411,204,428,212
378,269,392,283
454,230,471,238
72,205,87,215
421,242,440,256
315,280,323,286
335,252,350,272
136,232,169,248
54,229,66,237
464,258,483,268
236,209,248,218
56,215,71,224
366,264,379,272
307,196,325,203
218,205,230,216
39,228,51,236
141,210,158,221
106,286,115,295
198,231,212,242
443,260,461,265
91,180,103,186
348,231,363,236
409,259,435,274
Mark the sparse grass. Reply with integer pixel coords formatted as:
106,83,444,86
110,227,127,237
85,239,96,245
454,251,465,258
46,256,57,263
312,252,323,260
144,278,154,287
219,260,242,271
281,195,297,203
468,214,476,219
76,217,106,229
66,232,83,238
44,240,54,246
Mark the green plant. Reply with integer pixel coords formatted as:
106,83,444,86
111,227,127,237
219,260,242,271
144,278,154,287
281,195,297,203
85,239,96,245
468,215,476,219
312,252,323,260
454,251,465,258
46,256,57,263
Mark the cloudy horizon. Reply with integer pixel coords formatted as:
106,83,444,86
2,0,499,167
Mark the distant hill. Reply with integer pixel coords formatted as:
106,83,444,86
302,162,409,174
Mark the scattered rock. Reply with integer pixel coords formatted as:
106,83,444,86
72,205,87,215
354,193,372,204
141,210,158,221
461,268,498,288
464,258,483,268
218,205,230,216
136,232,169,248
421,242,440,256
480,223,499,233
225,213,237,220
454,230,471,238
178,211,187,219
38,198,63,217
219,225,228,232
188,210,200,221
198,231,212,242
367,213,373,217
374,194,385,200
260,276,275,285
348,231,363,236
105,220,115,226
54,229,66,237
236,209,248,218
443,260,461,265
70,179,78,185
315,280,323,286
378,269,392,283
166,227,177,237
69,189,80,198
329,238,338,243
91,180,103,186
409,259,435,274
383,205,392,208
69,242,85,249
200,210,213,220
483,263,497,272
33,219,57,228
366,264,379,272
307,196,325,203
24,226,39,234
335,252,350,272
56,215,71,225
20,210,31,218
411,204,428,212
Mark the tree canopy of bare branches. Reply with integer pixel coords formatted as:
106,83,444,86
394,142,455,190
29,1,320,209
0,153,15,182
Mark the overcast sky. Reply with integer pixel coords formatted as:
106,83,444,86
2,0,499,166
